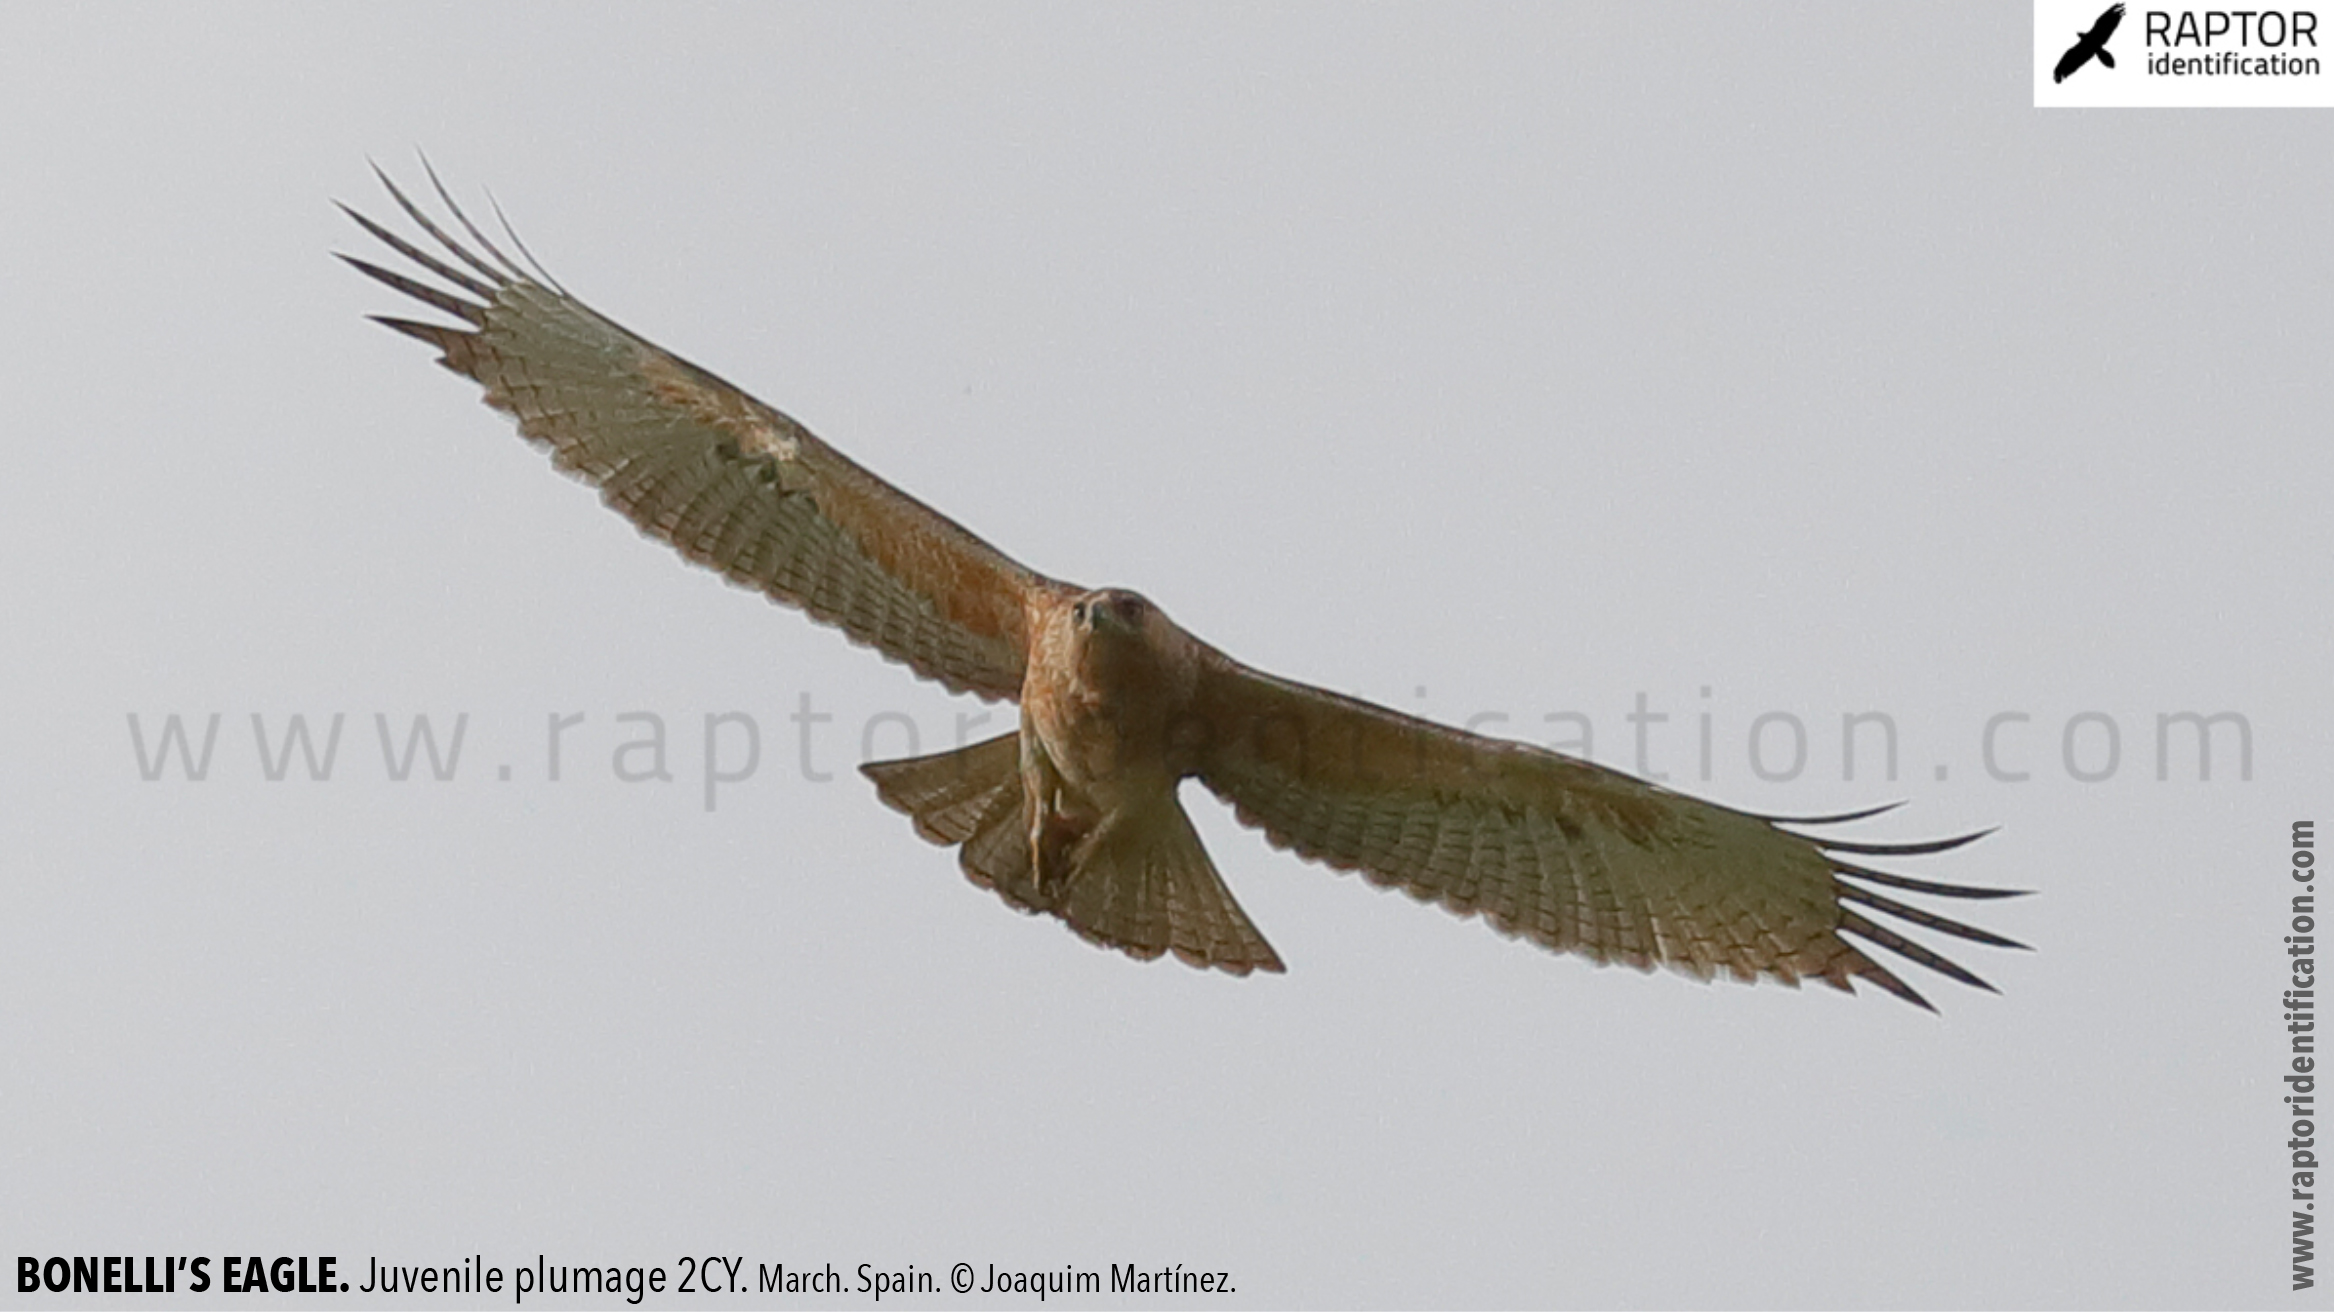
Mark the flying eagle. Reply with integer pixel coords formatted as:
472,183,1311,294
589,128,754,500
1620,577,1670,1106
342,165,2027,1009
2054,3,2125,82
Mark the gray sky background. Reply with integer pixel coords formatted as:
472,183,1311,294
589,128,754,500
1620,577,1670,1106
3,5,2329,1307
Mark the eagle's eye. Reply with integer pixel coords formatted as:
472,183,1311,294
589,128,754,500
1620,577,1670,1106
1072,600,1089,625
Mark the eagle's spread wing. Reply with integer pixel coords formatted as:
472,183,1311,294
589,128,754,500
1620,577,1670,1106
2091,3,2125,43
1192,655,2024,1010
342,165,1056,700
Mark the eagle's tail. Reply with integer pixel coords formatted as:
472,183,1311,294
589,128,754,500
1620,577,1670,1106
1054,793,1284,975
2098,48,2115,68
862,730,1059,915
861,731,1021,846
861,735,1283,975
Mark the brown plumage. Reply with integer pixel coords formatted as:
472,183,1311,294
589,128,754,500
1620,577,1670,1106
343,164,2029,1009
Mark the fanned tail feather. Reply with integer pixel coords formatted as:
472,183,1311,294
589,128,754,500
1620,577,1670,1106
1060,797,1284,976
861,733,1020,846
861,737,1282,975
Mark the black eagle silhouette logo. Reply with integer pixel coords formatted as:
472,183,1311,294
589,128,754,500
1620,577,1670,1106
2054,3,2125,82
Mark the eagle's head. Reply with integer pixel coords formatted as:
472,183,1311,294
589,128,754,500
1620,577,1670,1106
1072,587,1155,638
1061,586,1199,707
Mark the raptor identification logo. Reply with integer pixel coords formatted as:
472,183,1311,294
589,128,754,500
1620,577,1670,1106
2034,1,2333,104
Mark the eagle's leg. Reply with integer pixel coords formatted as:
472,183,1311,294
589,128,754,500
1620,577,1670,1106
1017,726,1090,900
1033,809,1085,898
